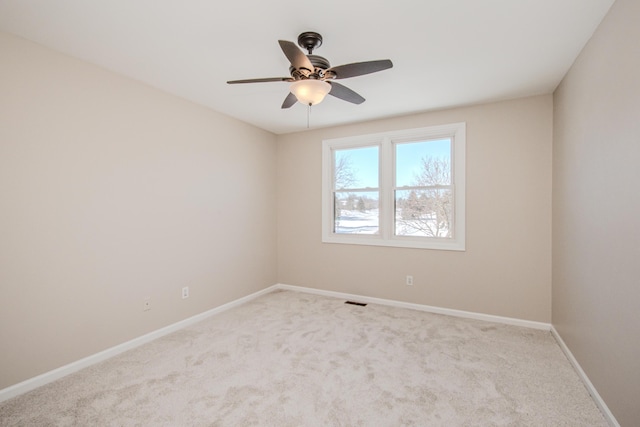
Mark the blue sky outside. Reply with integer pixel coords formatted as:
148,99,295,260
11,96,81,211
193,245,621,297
335,138,451,188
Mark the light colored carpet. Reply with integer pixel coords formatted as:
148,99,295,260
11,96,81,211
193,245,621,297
0,290,607,426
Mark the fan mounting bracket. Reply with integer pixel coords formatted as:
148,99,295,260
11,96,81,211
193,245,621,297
297,32,323,54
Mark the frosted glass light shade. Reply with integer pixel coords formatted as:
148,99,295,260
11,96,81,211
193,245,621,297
290,80,331,106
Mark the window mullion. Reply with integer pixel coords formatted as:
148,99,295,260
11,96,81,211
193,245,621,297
380,137,394,240
396,184,453,191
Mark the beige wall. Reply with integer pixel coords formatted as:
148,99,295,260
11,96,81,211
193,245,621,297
552,0,640,424
14,6,638,416
0,32,278,389
277,95,553,322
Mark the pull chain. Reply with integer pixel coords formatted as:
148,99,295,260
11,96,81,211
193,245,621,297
307,103,311,128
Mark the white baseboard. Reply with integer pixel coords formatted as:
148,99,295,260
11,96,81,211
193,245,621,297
551,326,619,427
6,281,610,424
0,285,278,403
275,283,551,330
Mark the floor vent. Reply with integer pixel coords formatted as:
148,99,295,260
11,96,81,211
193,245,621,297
345,301,367,307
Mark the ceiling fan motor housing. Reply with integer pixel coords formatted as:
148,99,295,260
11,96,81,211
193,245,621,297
289,54,331,79
297,31,323,54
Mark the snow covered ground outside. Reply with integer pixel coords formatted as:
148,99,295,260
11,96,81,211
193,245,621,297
335,209,450,237
335,210,379,234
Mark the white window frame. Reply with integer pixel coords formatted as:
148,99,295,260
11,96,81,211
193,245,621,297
322,122,466,251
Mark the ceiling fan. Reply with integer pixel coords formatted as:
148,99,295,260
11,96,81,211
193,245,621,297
227,31,393,108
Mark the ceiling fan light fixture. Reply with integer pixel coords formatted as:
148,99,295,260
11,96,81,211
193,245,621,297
290,79,331,106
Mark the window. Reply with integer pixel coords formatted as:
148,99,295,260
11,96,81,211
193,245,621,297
322,123,465,250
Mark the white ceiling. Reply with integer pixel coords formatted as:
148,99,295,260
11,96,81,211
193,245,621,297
0,0,614,134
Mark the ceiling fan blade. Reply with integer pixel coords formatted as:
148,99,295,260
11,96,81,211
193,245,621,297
278,40,314,72
227,77,293,84
281,92,298,109
328,81,365,104
326,59,393,80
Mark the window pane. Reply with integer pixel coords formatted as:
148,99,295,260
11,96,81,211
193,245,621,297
334,146,378,189
396,139,451,187
334,191,379,234
395,189,452,238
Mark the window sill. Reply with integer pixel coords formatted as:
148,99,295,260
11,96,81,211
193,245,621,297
322,234,465,251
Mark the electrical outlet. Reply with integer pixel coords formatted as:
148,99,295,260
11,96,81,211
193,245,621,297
406,275,414,286
143,298,151,311
182,286,189,299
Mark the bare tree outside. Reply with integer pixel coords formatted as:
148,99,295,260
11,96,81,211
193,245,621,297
396,156,453,238
334,155,358,189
